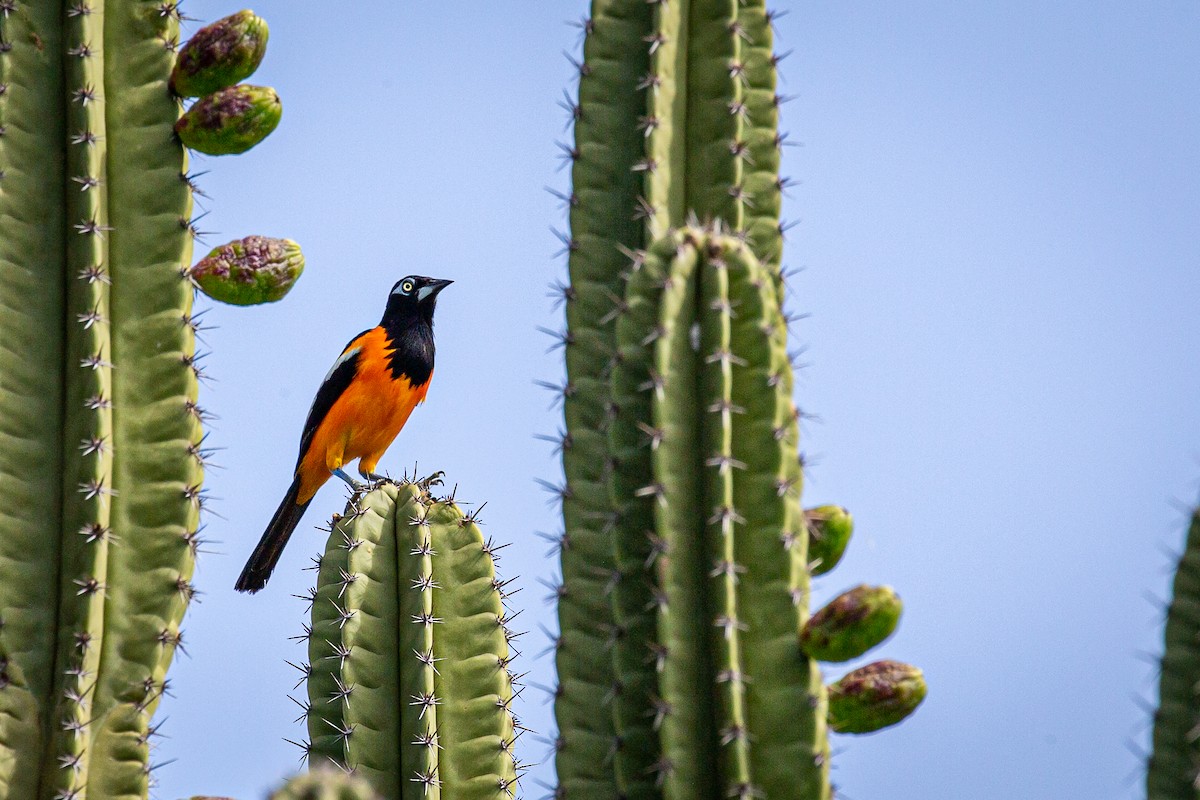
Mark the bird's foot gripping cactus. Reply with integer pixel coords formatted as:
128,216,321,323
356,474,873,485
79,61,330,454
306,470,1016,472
299,480,522,800
0,5,292,797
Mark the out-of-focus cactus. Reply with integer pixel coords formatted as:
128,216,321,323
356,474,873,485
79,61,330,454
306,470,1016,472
175,84,282,156
548,2,923,797
1148,504,1200,799
190,235,304,305
269,769,381,800
0,5,291,797
299,481,521,800
827,661,927,734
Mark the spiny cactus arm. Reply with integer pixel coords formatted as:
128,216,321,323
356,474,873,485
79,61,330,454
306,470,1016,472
649,238,721,799
88,4,201,796
556,1,653,795
723,242,829,798
606,234,689,798
307,484,516,799
699,236,755,795
308,485,439,790
0,6,66,794
1149,505,1200,799
737,2,784,281
425,501,519,799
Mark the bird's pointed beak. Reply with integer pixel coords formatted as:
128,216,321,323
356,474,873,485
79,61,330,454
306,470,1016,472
417,278,453,303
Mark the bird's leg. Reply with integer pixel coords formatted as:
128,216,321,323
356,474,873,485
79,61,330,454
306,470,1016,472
332,468,364,490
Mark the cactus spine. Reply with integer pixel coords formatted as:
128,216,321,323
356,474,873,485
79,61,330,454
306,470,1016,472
1148,503,1200,798
302,481,520,800
0,5,286,797
553,2,922,797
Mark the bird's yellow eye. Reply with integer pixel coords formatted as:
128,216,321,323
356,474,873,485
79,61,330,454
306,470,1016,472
402,281,415,293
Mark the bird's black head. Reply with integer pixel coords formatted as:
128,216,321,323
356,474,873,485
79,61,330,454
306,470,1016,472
383,275,453,327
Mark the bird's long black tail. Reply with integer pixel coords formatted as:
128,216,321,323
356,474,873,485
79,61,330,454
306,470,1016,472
235,478,311,593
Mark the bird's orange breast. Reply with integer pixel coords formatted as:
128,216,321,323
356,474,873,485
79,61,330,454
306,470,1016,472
296,327,430,502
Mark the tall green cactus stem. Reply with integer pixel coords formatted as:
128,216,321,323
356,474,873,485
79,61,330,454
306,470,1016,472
555,2,790,795
608,227,825,800
0,4,285,797
304,482,519,800
1149,504,1200,799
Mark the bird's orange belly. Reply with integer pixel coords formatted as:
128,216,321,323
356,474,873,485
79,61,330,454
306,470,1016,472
296,367,430,502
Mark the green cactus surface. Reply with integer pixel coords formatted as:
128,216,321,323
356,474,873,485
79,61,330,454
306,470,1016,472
175,84,281,155
191,235,305,305
302,481,520,800
0,5,289,798
170,9,269,98
1148,504,1200,799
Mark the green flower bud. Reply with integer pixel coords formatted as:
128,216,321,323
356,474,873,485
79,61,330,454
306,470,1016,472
800,585,902,662
828,660,926,734
190,236,303,305
176,85,281,156
170,10,269,97
806,505,853,575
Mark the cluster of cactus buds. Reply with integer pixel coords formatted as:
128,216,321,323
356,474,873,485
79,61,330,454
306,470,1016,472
171,10,280,156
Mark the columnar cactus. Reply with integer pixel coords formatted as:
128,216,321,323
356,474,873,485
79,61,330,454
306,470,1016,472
550,2,923,797
0,6,290,798
300,481,521,800
1148,503,1200,798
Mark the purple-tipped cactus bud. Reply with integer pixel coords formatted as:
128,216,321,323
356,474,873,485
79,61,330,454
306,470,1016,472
190,236,303,305
806,505,853,576
827,660,926,734
170,10,269,97
800,584,902,662
175,85,281,156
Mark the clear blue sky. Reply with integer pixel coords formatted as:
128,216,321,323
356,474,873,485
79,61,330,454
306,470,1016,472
159,3,1200,798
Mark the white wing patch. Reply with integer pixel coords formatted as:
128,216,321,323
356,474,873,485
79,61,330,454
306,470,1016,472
324,346,362,383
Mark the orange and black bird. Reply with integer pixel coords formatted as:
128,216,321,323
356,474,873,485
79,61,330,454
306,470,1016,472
235,275,453,593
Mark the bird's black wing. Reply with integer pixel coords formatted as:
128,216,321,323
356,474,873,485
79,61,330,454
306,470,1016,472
294,330,371,467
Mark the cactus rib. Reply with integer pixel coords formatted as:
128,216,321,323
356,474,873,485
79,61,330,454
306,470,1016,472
0,2,67,796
